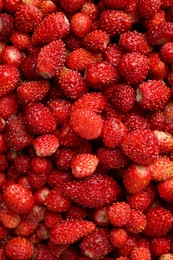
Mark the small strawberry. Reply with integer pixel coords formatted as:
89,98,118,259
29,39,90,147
15,4,43,33
44,211,63,229
14,220,37,237
148,52,168,80
60,0,84,13
108,202,131,226
125,209,147,233
137,0,161,18
150,238,171,257
59,67,88,100
3,183,35,214
10,31,31,50
50,219,95,244
104,0,129,9
130,247,151,260
3,0,21,13
13,154,30,175
30,156,53,175
154,130,173,154
55,147,76,171
1,46,22,68
99,10,132,37
66,48,102,71
32,12,70,46
21,54,40,80
118,235,137,257
158,178,173,202
160,42,173,64
71,12,92,38
63,174,120,208
124,0,140,23
103,44,123,68
0,65,19,97
147,22,173,45
85,61,119,89
65,204,87,220
123,113,150,132
150,156,173,181
27,171,48,190
119,52,149,84
48,242,68,259
83,30,110,52
81,2,99,21
80,228,113,259
121,129,159,165
110,228,128,248
25,102,57,134
0,13,14,41
40,0,58,16
143,207,173,237
33,134,59,157
37,39,66,78
0,206,21,229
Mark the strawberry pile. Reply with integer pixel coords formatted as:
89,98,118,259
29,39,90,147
0,0,173,259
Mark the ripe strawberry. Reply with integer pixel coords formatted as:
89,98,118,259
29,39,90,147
121,129,159,165
99,10,132,37
130,247,151,260
137,0,161,18
119,52,149,84
108,202,131,226
104,0,128,9
150,156,173,181
14,220,37,237
25,102,57,134
158,178,173,202
83,30,110,52
32,12,70,46
50,219,95,244
59,67,88,100
60,0,84,13
119,31,151,55
63,174,120,208
147,22,173,45
0,65,19,97
103,44,123,68
17,80,50,104
143,9,166,29
37,39,66,78
125,209,147,233
30,156,53,175
160,42,173,64
0,13,14,41
34,187,50,205
15,4,43,33
110,228,128,248
21,54,40,80
3,183,34,214
85,61,119,89
154,130,173,154
1,46,22,68
80,228,113,259
159,254,173,260
118,235,137,257
150,238,171,257
148,52,168,80
65,204,87,220
123,113,150,132
66,48,102,71
0,206,21,229
0,92,18,120
27,171,48,190
33,134,59,157
81,2,99,21
55,147,76,171
136,80,171,111
104,84,135,113
3,0,21,13
13,154,30,175
71,12,92,38
124,0,140,23
40,0,58,16
44,211,63,229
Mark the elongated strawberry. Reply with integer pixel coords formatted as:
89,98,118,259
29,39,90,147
37,39,66,78
63,174,119,208
50,219,95,244
0,65,19,97
32,12,70,46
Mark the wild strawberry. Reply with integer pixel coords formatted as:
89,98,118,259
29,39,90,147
30,156,53,175
55,147,76,171
104,84,135,113
14,220,37,237
150,156,173,181
3,0,21,13
59,67,88,100
80,228,113,259
148,52,168,80
1,46,22,68
0,154,8,172
0,206,21,229
37,39,66,78
136,80,171,111
118,235,137,257
103,44,123,68
157,178,173,202
83,30,110,53
60,0,84,13
40,0,58,16
27,171,48,190
110,228,128,248
99,10,132,37
143,9,166,29
159,254,173,260
124,0,140,23
0,13,14,41
147,22,173,45
32,12,70,46
6,237,34,260
44,211,63,229
10,31,31,50
0,65,19,97
119,31,151,55
119,52,149,85
160,42,173,64
130,247,151,260
154,130,173,154
125,209,147,233
108,202,131,226
65,34,83,51
25,102,57,134
85,61,119,89
123,113,150,132
65,204,87,220
137,0,161,18
71,12,92,38
3,183,34,214
97,147,130,169
21,54,40,80
13,154,30,175
34,187,50,205
121,129,159,165
104,0,129,9
66,48,102,71
81,2,99,21
150,238,171,257
33,134,59,157
63,174,119,208
50,219,95,244
71,153,98,178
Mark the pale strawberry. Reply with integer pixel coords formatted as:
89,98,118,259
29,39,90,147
0,65,19,97
159,254,173,260
130,247,151,260
150,156,173,181
33,134,59,157
154,130,173,154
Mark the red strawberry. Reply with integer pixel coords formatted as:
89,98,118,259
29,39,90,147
130,247,151,260
154,130,173,154
25,102,57,134
0,206,21,229
81,2,99,21
33,134,59,157
108,202,131,226
160,42,173,64
0,92,18,120
65,204,87,220
0,13,14,41
65,34,83,51
118,235,137,257
60,0,84,13
14,220,37,237
30,156,53,175
119,31,151,55
40,0,58,16
124,0,140,23
63,174,120,208
71,12,92,38
3,0,21,13
59,66,88,100
150,156,173,181
50,219,95,244
137,0,161,18
1,46,22,68
71,153,98,178
110,228,128,248
85,61,119,89
119,52,149,84
125,209,147,233
66,48,102,71
99,10,132,37
121,129,159,165
21,54,40,80
37,39,66,78
103,44,123,68
0,65,19,97
14,154,30,174
158,178,173,202
17,80,50,104
44,211,63,229
143,207,173,237
27,171,48,190
80,228,113,259
6,237,34,260
123,113,150,132
32,12,70,46
147,22,173,45
48,242,68,258
150,238,171,257
10,31,31,50
148,52,168,80
55,147,76,171
83,30,110,52
15,4,43,33
104,0,128,9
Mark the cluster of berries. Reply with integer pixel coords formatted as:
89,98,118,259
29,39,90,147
0,0,173,259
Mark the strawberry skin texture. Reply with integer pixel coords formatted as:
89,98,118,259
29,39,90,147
33,134,59,157
50,219,95,244
0,65,19,97
37,39,66,78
